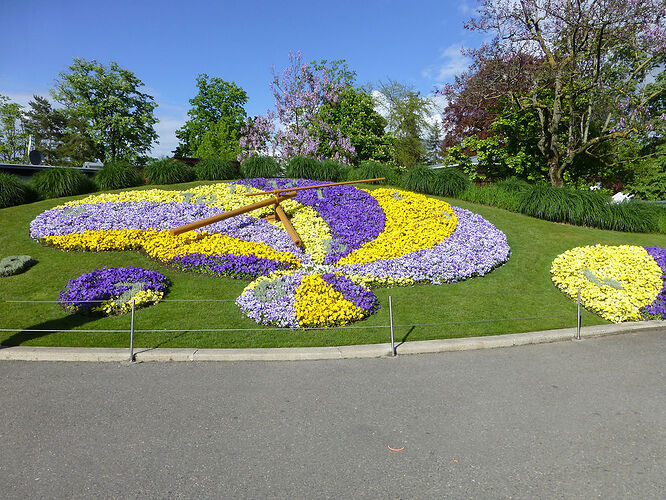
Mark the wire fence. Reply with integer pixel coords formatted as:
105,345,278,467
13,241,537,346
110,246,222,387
0,289,583,362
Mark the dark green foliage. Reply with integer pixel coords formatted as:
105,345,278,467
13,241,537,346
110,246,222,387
31,167,95,199
0,172,37,208
240,156,282,178
94,160,144,191
457,179,666,233
0,255,34,277
144,158,196,185
194,157,239,180
401,166,471,197
346,161,399,185
286,157,342,181
518,184,612,227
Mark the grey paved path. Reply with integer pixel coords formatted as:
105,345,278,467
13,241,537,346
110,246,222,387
1,331,664,499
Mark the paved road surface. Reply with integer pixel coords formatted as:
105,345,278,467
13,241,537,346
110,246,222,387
1,332,664,499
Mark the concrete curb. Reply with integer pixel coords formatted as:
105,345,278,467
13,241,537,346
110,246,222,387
1,320,663,363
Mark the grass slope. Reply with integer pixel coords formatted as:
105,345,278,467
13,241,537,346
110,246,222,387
2,181,666,349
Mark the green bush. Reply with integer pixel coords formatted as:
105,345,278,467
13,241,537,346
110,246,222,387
144,158,196,185
31,167,96,199
94,160,144,191
0,172,37,208
518,184,612,227
0,255,34,277
286,157,342,181
436,167,471,196
240,156,282,178
346,161,398,185
194,157,239,180
607,201,661,233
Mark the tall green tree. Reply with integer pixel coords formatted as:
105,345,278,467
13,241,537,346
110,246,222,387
375,81,434,169
455,0,666,186
21,95,67,164
0,95,27,163
314,86,393,164
176,74,247,158
51,58,158,163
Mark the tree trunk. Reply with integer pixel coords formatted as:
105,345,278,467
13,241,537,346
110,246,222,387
548,157,564,187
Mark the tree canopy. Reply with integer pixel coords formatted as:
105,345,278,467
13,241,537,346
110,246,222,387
51,58,158,163
444,0,666,186
175,74,248,158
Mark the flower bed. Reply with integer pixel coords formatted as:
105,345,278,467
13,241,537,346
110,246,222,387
550,244,666,322
32,179,511,327
59,266,170,315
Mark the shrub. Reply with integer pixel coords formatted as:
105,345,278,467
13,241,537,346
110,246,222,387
0,172,38,208
194,157,239,180
607,201,661,233
144,158,196,185
346,161,399,185
0,255,34,277
286,157,342,181
94,160,144,191
518,184,613,227
240,156,282,178
401,166,471,197
31,167,96,199
437,167,471,196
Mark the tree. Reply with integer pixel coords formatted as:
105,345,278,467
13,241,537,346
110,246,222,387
21,95,67,164
51,58,158,163
239,51,356,164
314,86,393,163
375,80,434,169
454,0,666,186
0,95,27,163
175,74,248,158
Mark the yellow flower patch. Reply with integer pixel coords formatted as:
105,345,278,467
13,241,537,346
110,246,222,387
550,245,663,322
336,188,457,265
294,275,365,327
44,229,301,268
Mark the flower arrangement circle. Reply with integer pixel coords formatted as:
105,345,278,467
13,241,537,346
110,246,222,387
58,266,170,315
550,245,666,323
31,178,511,327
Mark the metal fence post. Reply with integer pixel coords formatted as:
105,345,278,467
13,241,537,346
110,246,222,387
389,295,396,356
129,300,136,362
576,288,581,341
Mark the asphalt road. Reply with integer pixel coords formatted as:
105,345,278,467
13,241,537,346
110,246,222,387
1,332,664,499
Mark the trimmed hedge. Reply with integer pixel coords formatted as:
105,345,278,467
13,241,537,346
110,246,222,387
144,158,196,185
0,172,37,208
31,167,95,199
241,156,282,178
194,157,239,180
94,160,144,191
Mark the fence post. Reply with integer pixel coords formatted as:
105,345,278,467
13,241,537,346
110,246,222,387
129,300,136,362
576,288,581,341
389,295,396,356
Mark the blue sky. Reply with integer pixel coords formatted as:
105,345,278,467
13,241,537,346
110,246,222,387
1,0,483,156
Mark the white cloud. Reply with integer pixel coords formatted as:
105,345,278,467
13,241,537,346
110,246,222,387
423,44,471,83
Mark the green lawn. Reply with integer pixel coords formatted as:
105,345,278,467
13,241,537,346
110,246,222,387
2,180,666,349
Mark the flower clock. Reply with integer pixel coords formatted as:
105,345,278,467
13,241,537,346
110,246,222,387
59,266,170,315
31,178,510,327
551,245,666,323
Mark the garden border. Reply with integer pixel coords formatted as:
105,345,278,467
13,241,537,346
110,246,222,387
1,320,663,363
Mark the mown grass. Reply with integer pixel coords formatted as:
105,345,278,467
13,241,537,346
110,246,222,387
2,180,666,349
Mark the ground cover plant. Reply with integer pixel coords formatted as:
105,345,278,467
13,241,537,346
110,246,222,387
3,179,666,349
